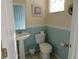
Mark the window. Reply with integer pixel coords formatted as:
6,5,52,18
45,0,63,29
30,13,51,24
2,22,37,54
13,5,25,30
49,0,65,13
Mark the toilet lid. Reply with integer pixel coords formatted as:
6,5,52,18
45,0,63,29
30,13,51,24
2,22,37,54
40,43,52,50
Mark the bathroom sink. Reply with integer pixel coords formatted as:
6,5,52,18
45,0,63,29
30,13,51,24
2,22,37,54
16,31,31,59
16,31,30,40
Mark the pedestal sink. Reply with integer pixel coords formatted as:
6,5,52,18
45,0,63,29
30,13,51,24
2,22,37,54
16,32,30,59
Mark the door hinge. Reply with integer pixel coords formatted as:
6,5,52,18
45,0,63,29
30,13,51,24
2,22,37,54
1,48,8,59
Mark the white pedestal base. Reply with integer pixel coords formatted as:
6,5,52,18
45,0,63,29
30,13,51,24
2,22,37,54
19,40,25,59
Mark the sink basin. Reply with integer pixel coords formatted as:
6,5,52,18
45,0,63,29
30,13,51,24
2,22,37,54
16,32,30,40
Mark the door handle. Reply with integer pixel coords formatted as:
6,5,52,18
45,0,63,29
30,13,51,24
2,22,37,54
1,48,8,59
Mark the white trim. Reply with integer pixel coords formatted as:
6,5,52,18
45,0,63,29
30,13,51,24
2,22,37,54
47,25,71,31
27,25,46,28
27,24,71,31
68,0,78,59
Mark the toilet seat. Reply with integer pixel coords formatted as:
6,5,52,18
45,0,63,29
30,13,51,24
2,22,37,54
39,43,52,53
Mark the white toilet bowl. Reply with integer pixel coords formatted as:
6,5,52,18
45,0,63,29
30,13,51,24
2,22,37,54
39,43,52,59
35,31,52,59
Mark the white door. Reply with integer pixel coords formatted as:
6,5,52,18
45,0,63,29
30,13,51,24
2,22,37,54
68,0,78,59
1,0,18,59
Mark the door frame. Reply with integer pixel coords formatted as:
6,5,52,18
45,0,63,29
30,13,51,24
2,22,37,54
68,0,78,59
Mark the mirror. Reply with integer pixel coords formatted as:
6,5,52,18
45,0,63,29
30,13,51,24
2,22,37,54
13,3,26,30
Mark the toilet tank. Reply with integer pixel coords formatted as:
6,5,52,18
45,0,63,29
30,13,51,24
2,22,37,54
35,31,45,44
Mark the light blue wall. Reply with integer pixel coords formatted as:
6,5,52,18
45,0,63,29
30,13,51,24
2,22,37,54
46,27,70,59
17,26,70,59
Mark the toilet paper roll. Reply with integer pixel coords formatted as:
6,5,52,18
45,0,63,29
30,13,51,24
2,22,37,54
61,43,65,47
40,31,44,34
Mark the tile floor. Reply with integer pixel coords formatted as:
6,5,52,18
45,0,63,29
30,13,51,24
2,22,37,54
26,53,58,59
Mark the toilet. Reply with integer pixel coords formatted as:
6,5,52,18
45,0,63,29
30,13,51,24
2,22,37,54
35,31,52,59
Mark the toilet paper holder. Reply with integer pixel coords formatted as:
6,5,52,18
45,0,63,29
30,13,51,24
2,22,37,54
61,42,71,48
